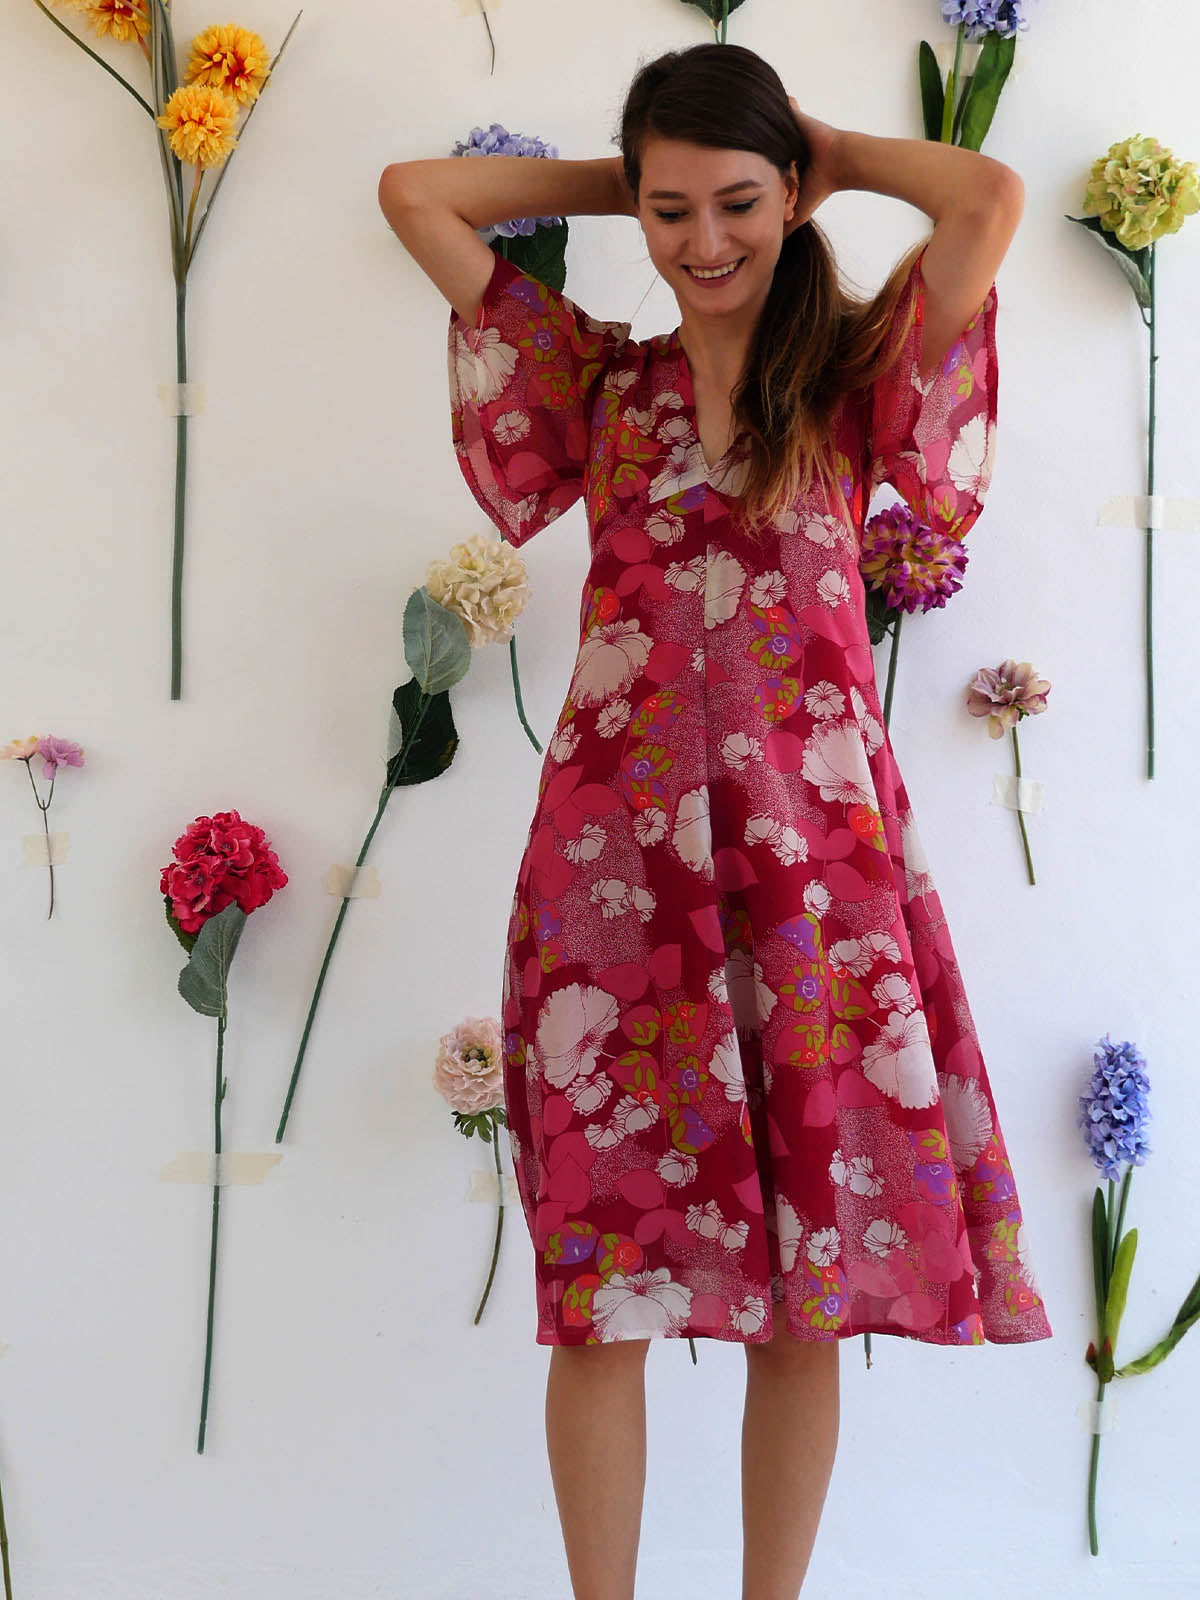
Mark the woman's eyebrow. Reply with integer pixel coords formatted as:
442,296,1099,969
645,179,765,200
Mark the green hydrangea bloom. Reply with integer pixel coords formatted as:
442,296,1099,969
1083,134,1200,250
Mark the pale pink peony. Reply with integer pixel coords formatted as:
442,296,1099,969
432,1015,505,1113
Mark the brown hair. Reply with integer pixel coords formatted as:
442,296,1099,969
617,42,925,542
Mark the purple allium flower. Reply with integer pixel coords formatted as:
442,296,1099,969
450,122,564,238
941,0,1032,39
859,504,968,613
1077,1035,1152,1182
35,735,85,780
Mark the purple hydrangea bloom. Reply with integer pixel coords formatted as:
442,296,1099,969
940,0,1031,39
1077,1035,1152,1181
450,122,564,238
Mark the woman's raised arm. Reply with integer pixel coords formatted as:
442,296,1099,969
377,155,634,325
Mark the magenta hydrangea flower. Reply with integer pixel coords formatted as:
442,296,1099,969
860,504,968,614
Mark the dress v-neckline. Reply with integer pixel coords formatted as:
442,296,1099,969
669,326,739,476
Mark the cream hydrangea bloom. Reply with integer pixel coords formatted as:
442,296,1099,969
425,532,531,649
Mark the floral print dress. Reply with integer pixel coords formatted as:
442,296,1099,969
447,245,1053,1350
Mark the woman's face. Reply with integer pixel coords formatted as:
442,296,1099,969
634,137,798,319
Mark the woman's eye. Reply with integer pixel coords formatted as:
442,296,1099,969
653,200,758,223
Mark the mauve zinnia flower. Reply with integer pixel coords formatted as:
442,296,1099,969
966,659,1050,738
185,24,271,107
36,735,85,779
433,1016,505,1114
156,84,239,168
860,504,968,613
1077,1035,1151,1182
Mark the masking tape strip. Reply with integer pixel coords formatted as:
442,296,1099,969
22,832,69,866
157,382,207,417
1076,1395,1117,1434
323,864,382,899
466,1169,520,1205
1098,493,1200,532
991,774,1043,814
159,1152,283,1186
456,0,501,14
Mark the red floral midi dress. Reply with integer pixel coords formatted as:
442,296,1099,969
448,244,1053,1350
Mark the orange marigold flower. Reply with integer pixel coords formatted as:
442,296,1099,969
156,84,239,168
84,0,150,43
185,23,271,106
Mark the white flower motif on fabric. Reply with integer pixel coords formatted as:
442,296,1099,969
569,620,654,706
563,822,606,864
657,1149,699,1186
548,725,581,763
451,325,517,406
940,1074,994,1172
801,719,875,806
646,509,687,546
584,1121,622,1150
686,1200,749,1250
900,809,935,901
749,569,787,607
829,1149,885,1197
806,1226,841,1268
590,878,630,920
672,786,713,881
775,1194,802,1273
596,698,632,738
721,731,764,770
816,569,851,609
850,685,885,757
565,1074,613,1116
707,1028,748,1106
863,1218,908,1257
650,387,686,415
648,443,708,502
827,930,903,976
1016,1221,1041,1295
535,983,621,1089
872,972,916,1015
723,946,777,1033
704,548,747,628
604,367,639,396
804,680,845,719
804,880,832,917
690,646,705,673
592,1269,693,1341
626,883,656,923
665,555,706,593
621,404,654,433
610,1092,660,1136
947,413,995,498
803,512,842,547
632,806,669,847
656,415,695,446
493,409,531,445
860,1009,939,1109
730,1295,770,1337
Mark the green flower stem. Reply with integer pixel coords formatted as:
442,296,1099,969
718,0,730,45
509,635,542,753
24,759,56,921
32,0,156,118
1086,1368,1106,1555
477,0,496,75
1144,241,1157,780
473,1115,506,1323
1011,724,1036,885
197,1012,227,1454
1087,1169,1133,1553
275,695,432,1142
170,276,189,701
881,609,903,727
863,1330,872,1368
0,1457,11,1600
940,25,966,143
688,1335,697,1364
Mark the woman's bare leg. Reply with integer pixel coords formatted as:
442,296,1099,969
740,1318,840,1600
545,1338,651,1600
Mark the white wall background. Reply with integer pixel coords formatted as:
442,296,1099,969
3,1,1199,1595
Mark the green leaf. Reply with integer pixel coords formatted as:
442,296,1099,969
1116,1265,1200,1375
958,33,1015,151
678,0,748,26
952,73,975,143
1103,1227,1138,1350
864,586,897,647
164,895,197,956
498,219,569,295
386,678,459,788
918,42,945,143
1065,214,1152,308
178,901,247,1019
1091,1186,1110,1335
403,587,472,697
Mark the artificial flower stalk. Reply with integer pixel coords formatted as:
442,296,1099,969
35,3,301,700
966,659,1049,885
678,0,741,40
1,735,85,920
276,586,479,1142
859,504,968,728
1067,137,1198,779
162,810,287,1452
433,1016,510,1323
920,3,1028,151
0,1456,11,1600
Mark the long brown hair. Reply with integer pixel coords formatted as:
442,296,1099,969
618,43,924,542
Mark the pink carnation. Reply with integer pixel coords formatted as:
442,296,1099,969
433,1016,505,1114
160,809,288,934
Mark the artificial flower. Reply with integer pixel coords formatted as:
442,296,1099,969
939,0,1030,39
85,0,150,45
1083,135,1200,252
34,734,85,779
861,504,968,613
155,83,239,168
1078,1035,1152,1184
424,533,532,649
434,1014,510,1324
450,123,562,237
966,658,1050,739
185,23,271,106
4,732,85,919
160,809,287,935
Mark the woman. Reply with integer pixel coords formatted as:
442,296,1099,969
380,42,1048,1600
